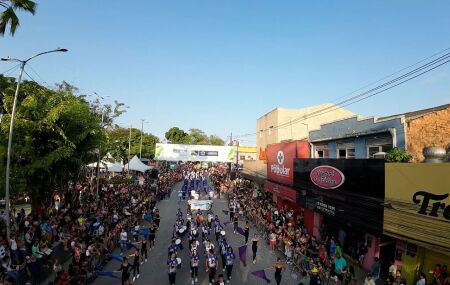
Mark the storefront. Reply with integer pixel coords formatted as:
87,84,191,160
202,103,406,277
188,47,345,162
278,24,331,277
294,158,391,271
384,163,450,285
266,140,310,217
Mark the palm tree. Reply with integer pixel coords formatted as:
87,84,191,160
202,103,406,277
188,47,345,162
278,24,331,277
0,0,36,36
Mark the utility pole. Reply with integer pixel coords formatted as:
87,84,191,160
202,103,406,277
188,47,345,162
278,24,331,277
128,125,132,173
139,119,145,159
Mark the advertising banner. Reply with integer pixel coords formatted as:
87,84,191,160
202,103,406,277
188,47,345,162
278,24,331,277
154,143,236,162
266,142,297,185
294,159,385,234
384,163,450,254
188,200,213,211
264,181,297,202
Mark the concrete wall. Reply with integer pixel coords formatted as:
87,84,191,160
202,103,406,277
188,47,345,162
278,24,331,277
256,103,356,150
406,107,450,162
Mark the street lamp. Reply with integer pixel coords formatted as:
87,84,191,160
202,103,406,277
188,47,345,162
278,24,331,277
1,48,68,241
139,119,148,160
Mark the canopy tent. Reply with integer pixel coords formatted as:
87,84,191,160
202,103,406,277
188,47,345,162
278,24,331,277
108,162,124,173
87,161,114,169
124,155,151,172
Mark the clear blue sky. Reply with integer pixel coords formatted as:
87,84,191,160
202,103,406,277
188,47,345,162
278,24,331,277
1,0,450,144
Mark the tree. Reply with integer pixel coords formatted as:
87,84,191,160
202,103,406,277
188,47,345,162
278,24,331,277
107,126,159,162
0,77,105,206
209,135,224,146
0,0,36,36
165,127,189,144
385,147,412,162
188,128,208,145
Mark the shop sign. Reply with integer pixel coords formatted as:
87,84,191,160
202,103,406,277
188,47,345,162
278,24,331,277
267,142,296,185
384,163,450,253
316,201,336,216
310,165,345,189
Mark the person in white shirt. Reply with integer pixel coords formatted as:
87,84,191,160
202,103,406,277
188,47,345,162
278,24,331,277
416,273,426,285
120,229,128,255
389,261,397,278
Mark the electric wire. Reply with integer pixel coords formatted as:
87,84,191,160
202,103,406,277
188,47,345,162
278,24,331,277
233,52,450,138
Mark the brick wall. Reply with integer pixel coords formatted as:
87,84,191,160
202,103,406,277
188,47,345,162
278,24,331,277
407,107,450,162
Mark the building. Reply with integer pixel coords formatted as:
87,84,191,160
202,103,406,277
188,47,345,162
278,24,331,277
308,103,450,160
237,146,257,163
242,103,356,182
384,162,450,285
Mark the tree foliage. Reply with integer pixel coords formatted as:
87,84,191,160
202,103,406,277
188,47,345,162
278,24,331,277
385,147,412,163
165,127,189,144
0,76,105,205
0,0,36,36
164,127,224,146
106,126,159,162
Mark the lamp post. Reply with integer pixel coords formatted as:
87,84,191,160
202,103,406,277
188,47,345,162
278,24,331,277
1,48,68,241
139,119,148,160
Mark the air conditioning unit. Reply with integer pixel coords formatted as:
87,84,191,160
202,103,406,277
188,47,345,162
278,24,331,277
373,152,386,159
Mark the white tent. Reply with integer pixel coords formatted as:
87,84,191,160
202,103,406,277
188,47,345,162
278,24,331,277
124,155,151,172
87,161,114,169
108,162,124,173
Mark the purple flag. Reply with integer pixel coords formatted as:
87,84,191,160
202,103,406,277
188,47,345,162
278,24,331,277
222,210,229,215
223,221,232,226
251,270,271,283
236,226,245,236
238,245,247,266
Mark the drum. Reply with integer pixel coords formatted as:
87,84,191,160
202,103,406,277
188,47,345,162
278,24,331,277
179,228,186,237
176,257,182,269
175,239,181,245
220,230,226,236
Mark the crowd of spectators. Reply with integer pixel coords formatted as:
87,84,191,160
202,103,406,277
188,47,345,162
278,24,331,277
0,165,180,285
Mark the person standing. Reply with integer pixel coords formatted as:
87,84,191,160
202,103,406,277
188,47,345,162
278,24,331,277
141,238,148,263
225,247,235,282
206,249,218,285
129,249,141,282
416,273,427,285
167,252,178,285
120,228,128,255
190,249,200,284
116,257,130,285
251,234,259,264
273,257,286,285
244,221,250,244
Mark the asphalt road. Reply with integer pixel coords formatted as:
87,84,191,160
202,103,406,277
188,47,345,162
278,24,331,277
93,182,300,285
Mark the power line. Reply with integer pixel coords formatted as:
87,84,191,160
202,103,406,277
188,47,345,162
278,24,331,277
234,51,450,139
0,64,20,76
27,64,50,87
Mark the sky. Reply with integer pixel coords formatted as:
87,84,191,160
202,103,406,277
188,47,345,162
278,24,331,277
1,0,450,145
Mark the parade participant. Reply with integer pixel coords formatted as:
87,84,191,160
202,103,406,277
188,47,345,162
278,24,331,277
129,249,141,282
251,233,259,264
116,257,131,285
167,252,178,285
141,238,148,263
219,238,228,272
273,257,286,285
225,247,235,282
149,223,156,249
190,249,200,284
207,211,214,228
168,240,179,256
190,238,200,253
233,215,239,234
206,249,219,285
204,239,215,256
215,274,226,285
214,222,223,242
154,209,161,228
244,221,250,244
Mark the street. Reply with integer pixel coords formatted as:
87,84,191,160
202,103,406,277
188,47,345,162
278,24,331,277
93,182,301,285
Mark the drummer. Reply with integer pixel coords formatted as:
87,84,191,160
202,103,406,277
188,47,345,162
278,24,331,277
168,240,179,256
204,239,215,256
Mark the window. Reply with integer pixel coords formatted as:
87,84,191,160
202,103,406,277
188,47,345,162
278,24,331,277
338,148,355,159
239,155,246,160
314,144,329,158
367,144,393,158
